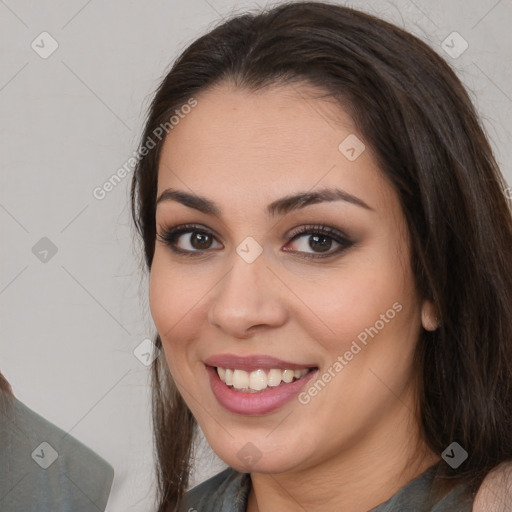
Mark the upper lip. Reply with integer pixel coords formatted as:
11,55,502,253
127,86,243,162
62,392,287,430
204,353,318,372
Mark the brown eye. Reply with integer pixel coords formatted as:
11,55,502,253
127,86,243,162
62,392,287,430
156,224,222,255
308,234,333,252
157,223,353,259
285,225,353,258
189,232,214,250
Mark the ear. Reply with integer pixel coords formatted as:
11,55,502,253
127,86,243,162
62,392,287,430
421,300,440,331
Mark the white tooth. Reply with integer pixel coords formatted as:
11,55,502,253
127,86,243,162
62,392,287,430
249,369,268,391
293,369,302,379
232,369,249,389
225,368,234,386
282,369,294,383
267,369,282,387
300,368,309,377
217,367,226,382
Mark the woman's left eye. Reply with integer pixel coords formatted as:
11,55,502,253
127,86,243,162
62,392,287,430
283,224,354,258
156,223,353,259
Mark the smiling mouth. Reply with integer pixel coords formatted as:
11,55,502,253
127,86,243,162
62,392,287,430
214,366,316,393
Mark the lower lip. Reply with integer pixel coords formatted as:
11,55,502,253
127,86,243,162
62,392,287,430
206,365,318,415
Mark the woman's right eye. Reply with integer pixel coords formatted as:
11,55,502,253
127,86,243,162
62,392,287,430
156,224,222,256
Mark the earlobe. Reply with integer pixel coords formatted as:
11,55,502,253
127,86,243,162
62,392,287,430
421,300,440,331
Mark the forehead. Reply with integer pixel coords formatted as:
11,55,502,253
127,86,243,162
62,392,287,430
159,82,355,175
156,82,396,219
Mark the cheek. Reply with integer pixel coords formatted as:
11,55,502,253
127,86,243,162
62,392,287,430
291,265,419,440
148,256,192,364
148,253,210,372
148,259,172,333
148,253,197,334
148,261,193,394
290,250,414,361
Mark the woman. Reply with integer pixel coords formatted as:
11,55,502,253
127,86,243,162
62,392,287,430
0,371,114,511
130,2,512,510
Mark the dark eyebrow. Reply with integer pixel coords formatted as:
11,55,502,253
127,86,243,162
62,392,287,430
155,187,373,217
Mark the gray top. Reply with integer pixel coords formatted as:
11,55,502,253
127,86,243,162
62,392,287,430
179,463,474,511
0,391,114,512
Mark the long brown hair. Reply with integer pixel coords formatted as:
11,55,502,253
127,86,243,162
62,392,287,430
0,371,13,397
130,2,512,510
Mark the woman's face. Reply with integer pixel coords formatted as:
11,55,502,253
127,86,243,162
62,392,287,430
149,82,433,474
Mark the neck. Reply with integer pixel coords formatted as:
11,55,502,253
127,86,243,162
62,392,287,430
247,390,440,512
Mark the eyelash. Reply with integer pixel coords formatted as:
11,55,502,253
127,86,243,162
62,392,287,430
156,223,354,260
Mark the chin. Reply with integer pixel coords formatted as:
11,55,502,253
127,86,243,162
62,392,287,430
211,440,310,474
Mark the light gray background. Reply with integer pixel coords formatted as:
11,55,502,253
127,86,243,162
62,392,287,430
0,1,510,511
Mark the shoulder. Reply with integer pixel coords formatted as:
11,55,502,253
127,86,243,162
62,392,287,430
179,467,250,512
0,393,114,512
473,462,512,512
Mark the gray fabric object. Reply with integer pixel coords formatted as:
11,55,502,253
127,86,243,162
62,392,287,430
0,391,114,512
179,462,474,511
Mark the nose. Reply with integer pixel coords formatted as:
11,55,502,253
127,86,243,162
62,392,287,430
207,247,288,338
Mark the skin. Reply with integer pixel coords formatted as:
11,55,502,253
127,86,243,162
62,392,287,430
149,81,441,511
473,462,512,512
